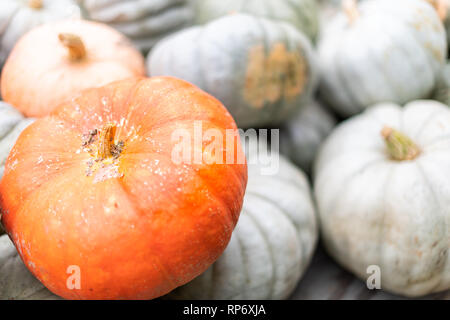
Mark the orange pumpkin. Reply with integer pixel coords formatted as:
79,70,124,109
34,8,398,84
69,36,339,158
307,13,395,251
0,77,247,300
1,19,146,117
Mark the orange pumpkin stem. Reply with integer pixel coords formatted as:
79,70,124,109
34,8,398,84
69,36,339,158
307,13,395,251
28,0,43,9
97,123,119,160
381,126,421,161
58,33,86,61
342,0,360,24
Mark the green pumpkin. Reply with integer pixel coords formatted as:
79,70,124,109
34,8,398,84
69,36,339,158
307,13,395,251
168,139,318,299
192,0,319,42
147,13,318,128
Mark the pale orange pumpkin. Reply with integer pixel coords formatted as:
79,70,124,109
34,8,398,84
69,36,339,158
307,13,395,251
0,19,146,117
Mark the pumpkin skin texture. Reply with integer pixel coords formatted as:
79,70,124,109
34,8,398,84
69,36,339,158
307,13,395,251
0,0,81,68
148,14,318,128
318,0,447,118
280,100,336,173
192,0,319,42
0,235,59,300
0,77,247,300
314,100,450,297
433,62,450,106
78,0,194,53
169,141,317,299
0,101,34,179
1,19,146,117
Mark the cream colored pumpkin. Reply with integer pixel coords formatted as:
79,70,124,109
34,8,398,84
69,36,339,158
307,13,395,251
169,142,318,299
78,0,194,52
0,0,81,68
0,235,59,299
280,100,336,173
148,13,318,128
314,100,450,297
0,101,34,178
318,0,447,117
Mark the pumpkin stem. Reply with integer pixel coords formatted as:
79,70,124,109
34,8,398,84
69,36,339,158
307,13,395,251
58,33,86,61
426,0,448,21
96,123,123,160
342,0,360,23
28,0,43,9
381,126,421,161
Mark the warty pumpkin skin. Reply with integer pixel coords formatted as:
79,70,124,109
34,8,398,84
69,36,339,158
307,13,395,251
280,100,336,173
192,0,319,42
0,0,81,68
314,100,450,297
77,0,194,53
0,101,34,179
318,0,447,117
169,139,317,299
0,235,59,300
1,19,146,117
0,77,247,300
148,13,319,128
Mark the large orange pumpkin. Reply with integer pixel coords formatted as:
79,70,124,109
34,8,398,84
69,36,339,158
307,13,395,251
1,19,145,117
0,77,247,300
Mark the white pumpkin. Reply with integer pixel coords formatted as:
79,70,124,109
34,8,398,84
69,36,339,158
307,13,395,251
0,235,59,299
0,0,81,68
78,0,194,52
0,101,34,179
314,100,450,297
280,100,337,173
433,62,450,106
192,0,319,42
169,140,318,299
148,13,318,128
318,0,447,117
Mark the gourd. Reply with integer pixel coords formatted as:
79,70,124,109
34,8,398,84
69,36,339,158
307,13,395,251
0,0,81,68
318,0,447,117
0,235,59,300
314,100,450,297
1,19,146,117
0,77,247,300
280,100,337,173
432,62,450,106
0,101,34,179
77,0,194,53
192,0,319,42
148,13,319,128
169,139,317,299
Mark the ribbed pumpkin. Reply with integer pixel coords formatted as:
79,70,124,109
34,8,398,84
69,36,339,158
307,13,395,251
0,0,81,68
1,19,146,117
78,0,194,52
169,139,317,299
192,0,319,42
0,102,34,179
148,13,318,128
0,77,247,300
318,0,447,117
314,100,450,297
0,235,59,300
280,100,336,173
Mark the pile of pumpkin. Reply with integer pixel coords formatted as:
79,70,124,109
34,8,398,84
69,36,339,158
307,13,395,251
0,0,449,300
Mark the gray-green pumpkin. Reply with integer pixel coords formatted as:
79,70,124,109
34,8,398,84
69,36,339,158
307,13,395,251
318,0,447,117
0,235,59,300
0,102,35,179
147,13,318,128
77,0,194,53
280,100,336,173
433,61,450,106
191,0,319,42
0,0,81,68
169,139,318,299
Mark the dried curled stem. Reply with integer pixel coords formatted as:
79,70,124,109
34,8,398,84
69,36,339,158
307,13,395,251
381,126,421,161
58,33,86,61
